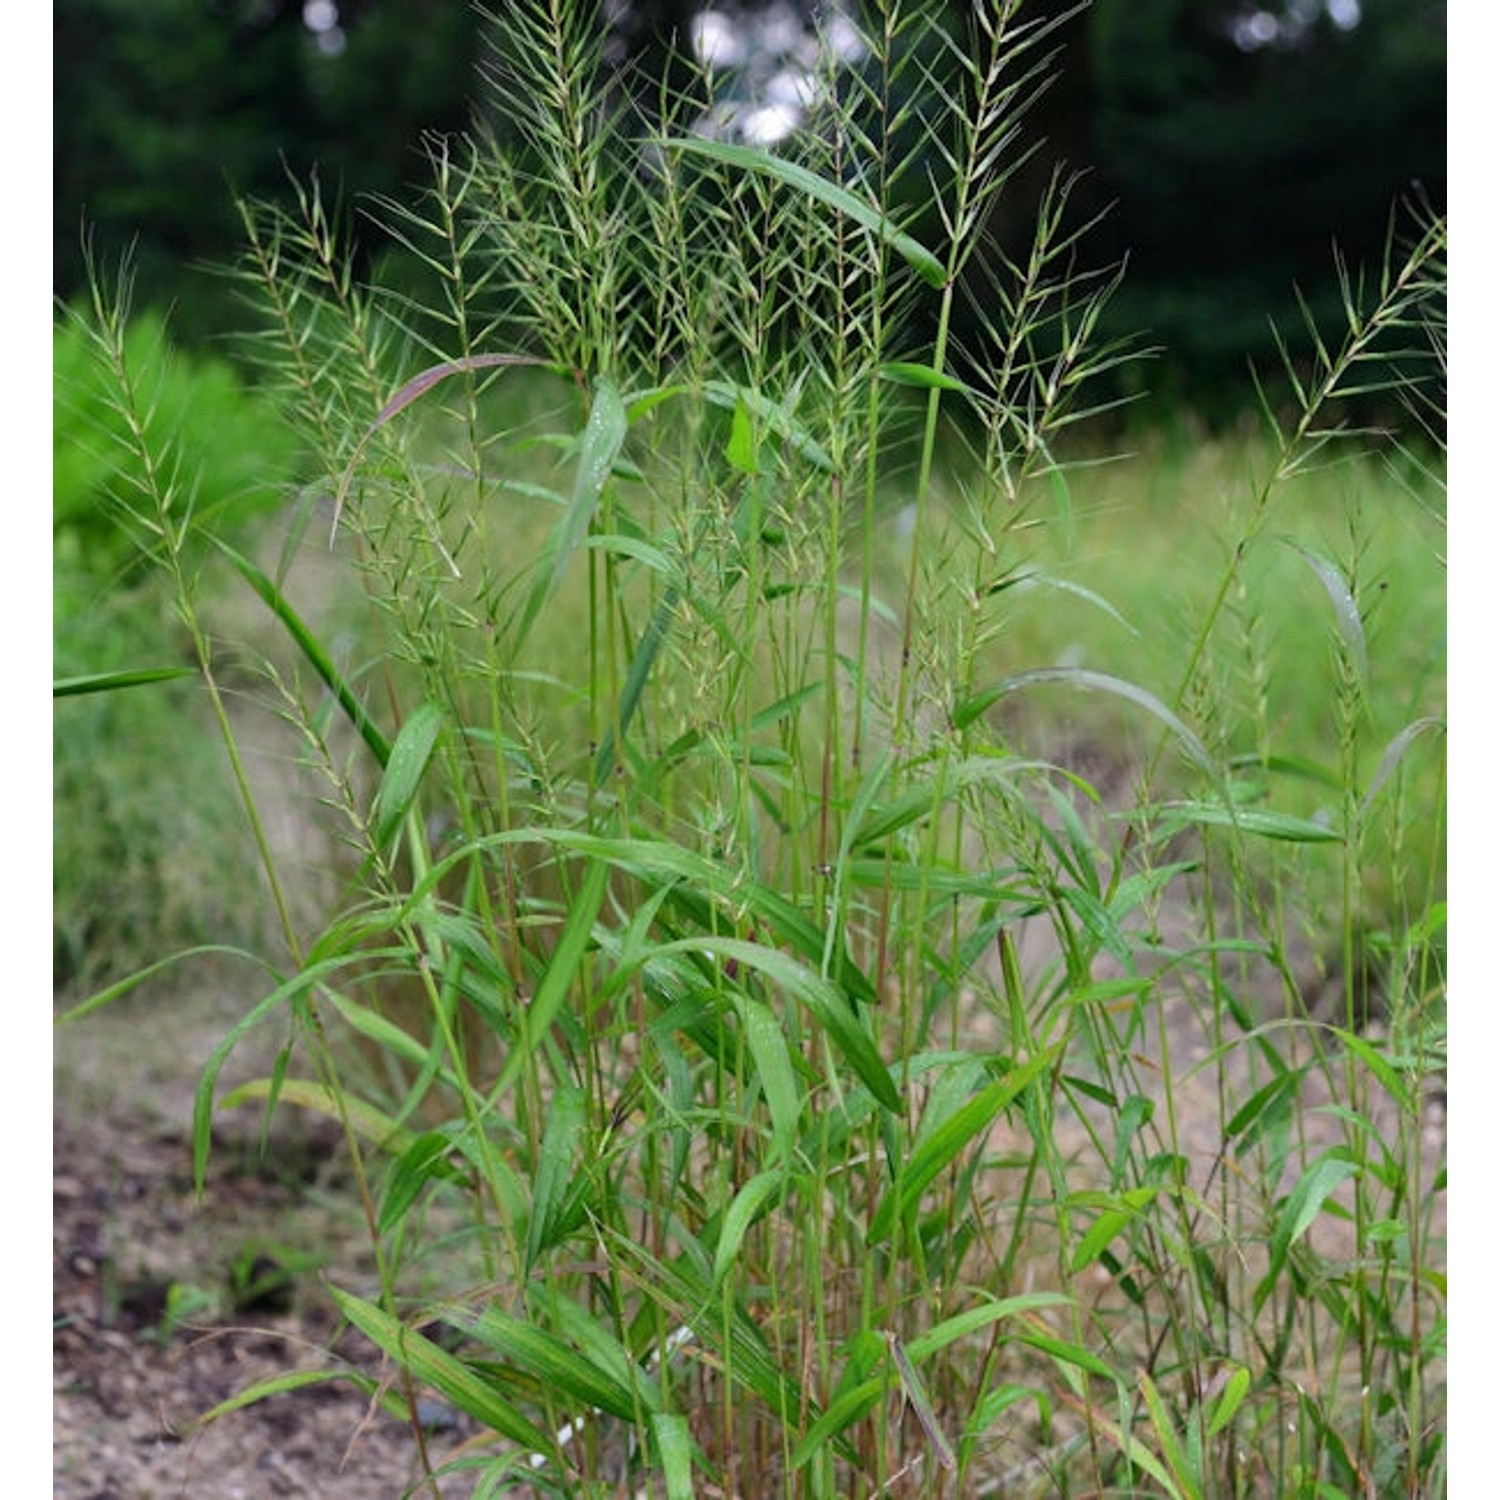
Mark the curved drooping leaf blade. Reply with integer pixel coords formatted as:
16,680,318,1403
652,935,901,1113
217,539,392,766
1280,536,1368,686
455,1303,658,1423
955,669,1217,778
372,702,445,849
869,1047,1061,1244
196,1367,399,1431
1360,715,1445,818
331,351,554,535
1255,1149,1361,1313
712,1168,791,1292
878,361,973,393
330,1288,556,1455
1151,801,1342,845
667,137,947,289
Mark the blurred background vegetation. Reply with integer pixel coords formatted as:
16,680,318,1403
55,0,1445,411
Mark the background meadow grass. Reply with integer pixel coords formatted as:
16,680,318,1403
54,3,1445,1495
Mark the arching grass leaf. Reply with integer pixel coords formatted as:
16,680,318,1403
331,352,554,536
1255,1148,1361,1314
667,138,946,289
1280,536,1368,687
329,1288,555,1455
455,1303,658,1423
955,669,1216,778
712,1168,791,1292
869,1046,1061,1244
489,856,609,1104
217,540,391,766
1360,715,1445,818
652,935,900,1112
1150,801,1342,844
372,701,445,850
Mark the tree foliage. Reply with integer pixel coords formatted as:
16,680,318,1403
1085,0,1446,389
54,0,479,342
53,0,1444,403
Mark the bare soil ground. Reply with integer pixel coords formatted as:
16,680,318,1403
53,977,488,1500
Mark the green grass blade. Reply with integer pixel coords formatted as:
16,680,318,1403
1280,537,1368,687
55,944,270,1026
518,376,629,643
1223,1069,1304,1155
712,1167,790,1292
606,1231,819,1446
1360,715,1445,818
218,1076,420,1156
1228,751,1343,790
1013,1326,1119,1386
196,1367,398,1430
595,585,680,780
216,539,392,766
667,137,947,289
1206,1365,1251,1438
1017,571,1140,637
1150,801,1343,844
329,1288,556,1454
494,831,879,1006
955,669,1217,778
904,1293,1073,1365
191,949,408,1193
378,1129,473,1237
457,1303,657,1423
726,389,761,475
324,988,464,1083
1068,1188,1162,1275
372,701,445,850
489,855,609,1104
53,665,197,697
652,1411,695,1500
789,1376,884,1470
733,995,803,1164
1088,1407,1185,1499
869,1047,1061,1244
702,379,835,470
749,683,823,733
1139,1369,1205,1500
879,361,973,393
655,935,900,1112
1256,1148,1360,1314
555,376,628,594
331,351,554,536
526,1084,588,1271
822,749,893,978
1330,1026,1413,1109
852,756,1051,849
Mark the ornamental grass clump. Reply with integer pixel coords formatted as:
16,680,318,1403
59,1,1445,1494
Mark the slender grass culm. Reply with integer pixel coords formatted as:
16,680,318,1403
57,1,1445,1495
